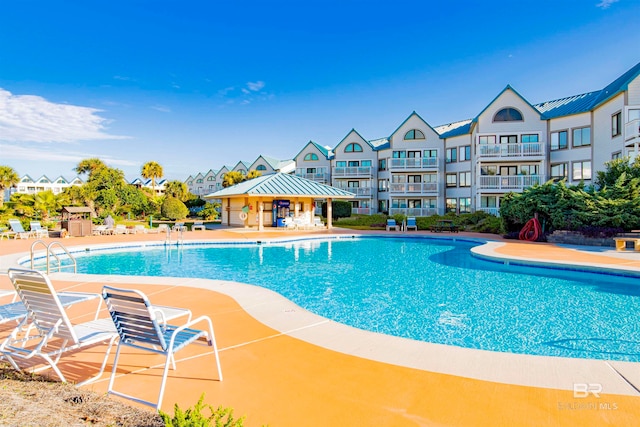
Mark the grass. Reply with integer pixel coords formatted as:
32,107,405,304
0,363,164,427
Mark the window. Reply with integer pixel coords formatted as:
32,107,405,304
404,129,425,140
304,153,319,161
612,112,622,137
256,165,267,171
377,179,388,192
493,108,523,122
347,181,359,188
460,145,471,161
348,160,359,167
500,135,517,144
345,143,363,152
550,130,568,150
572,161,592,181
480,165,497,175
408,199,421,208
550,163,567,181
481,196,497,208
446,198,457,213
446,147,457,163
612,152,622,160
446,173,457,187
393,151,406,158
335,161,346,168
572,127,591,147
519,165,538,175
459,172,471,187
379,158,387,171
407,150,421,158
196,179,203,183
306,167,317,174
479,135,496,144
459,198,471,213
424,173,437,183
361,160,372,167
207,176,215,181
521,134,539,143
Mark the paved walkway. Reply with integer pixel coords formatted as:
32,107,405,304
0,227,639,426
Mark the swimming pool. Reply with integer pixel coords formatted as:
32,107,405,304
70,236,640,361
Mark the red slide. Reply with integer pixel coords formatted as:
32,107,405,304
519,218,542,241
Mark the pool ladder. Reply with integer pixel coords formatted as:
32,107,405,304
165,227,184,246
30,240,77,274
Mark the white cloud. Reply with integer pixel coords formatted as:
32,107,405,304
151,105,172,113
246,81,265,92
0,88,127,143
0,142,138,167
596,0,618,9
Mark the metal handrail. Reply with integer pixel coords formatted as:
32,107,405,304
30,240,77,274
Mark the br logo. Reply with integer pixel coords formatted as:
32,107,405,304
573,383,602,398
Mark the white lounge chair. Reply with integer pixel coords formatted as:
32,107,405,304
0,269,117,385
147,224,169,234
8,219,33,239
406,217,418,231
172,222,187,232
102,285,222,410
133,225,147,234
312,217,325,228
386,218,400,231
29,221,49,238
114,224,130,234
192,221,206,231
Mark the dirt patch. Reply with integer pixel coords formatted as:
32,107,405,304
0,364,163,427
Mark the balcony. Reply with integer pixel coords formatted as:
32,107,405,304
332,166,375,178
625,119,640,143
477,143,545,159
295,170,330,183
389,157,438,170
478,175,542,191
351,207,373,215
477,207,500,216
389,182,438,195
389,207,437,217
333,186,372,197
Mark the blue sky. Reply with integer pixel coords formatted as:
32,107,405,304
0,0,638,182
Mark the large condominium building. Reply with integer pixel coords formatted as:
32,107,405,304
187,62,640,217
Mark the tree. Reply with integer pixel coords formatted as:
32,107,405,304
141,161,163,194
163,180,190,201
74,158,107,178
161,197,188,220
222,170,261,188
34,190,66,221
0,165,19,208
321,200,352,220
595,156,640,189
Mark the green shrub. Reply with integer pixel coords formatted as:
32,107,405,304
160,393,245,427
321,200,352,220
161,197,189,220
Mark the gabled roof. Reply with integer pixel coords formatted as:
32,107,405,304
474,85,543,123
591,61,640,109
335,129,377,151
389,111,440,140
369,137,390,151
534,92,600,119
20,174,34,183
294,141,333,161
435,119,473,139
204,172,355,199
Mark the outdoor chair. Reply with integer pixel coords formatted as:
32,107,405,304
386,219,399,231
192,221,206,231
0,268,117,385
405,217,418,231
29,221,49,238
8,219,33,239
102,285,223,410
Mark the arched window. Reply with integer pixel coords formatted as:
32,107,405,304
256,165,267,171
493,108,523,122
404,129,425,140
304,153,319,161
345,143,363,153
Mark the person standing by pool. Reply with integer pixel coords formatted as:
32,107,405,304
104,214,115,231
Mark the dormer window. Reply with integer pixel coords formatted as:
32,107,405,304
345,143,363,152
493,108,523,122
304,153,319,161
256,165,267,171
404,129,425,140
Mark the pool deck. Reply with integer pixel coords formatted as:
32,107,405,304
1,227,639,426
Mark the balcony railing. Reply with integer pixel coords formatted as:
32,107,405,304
389,207,437,217
477,143,545,158
332,166,375,177
389,157,438,170
625,119,640,142
351,207,373,215
389,182,438,194
477,207,500,216
478,174,542,191
295,170,330,183
334,186,372,197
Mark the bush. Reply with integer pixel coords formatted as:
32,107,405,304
198,203,219,220
160,393,245,427
321,200,352,220
161,197,189,220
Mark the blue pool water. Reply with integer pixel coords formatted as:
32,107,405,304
71,237,640,361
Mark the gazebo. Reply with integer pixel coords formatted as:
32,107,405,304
203,173,355,230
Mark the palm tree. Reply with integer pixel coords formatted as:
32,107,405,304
163,180,189,201
75,158,106,179
141,161,163,195
0,165,19,208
